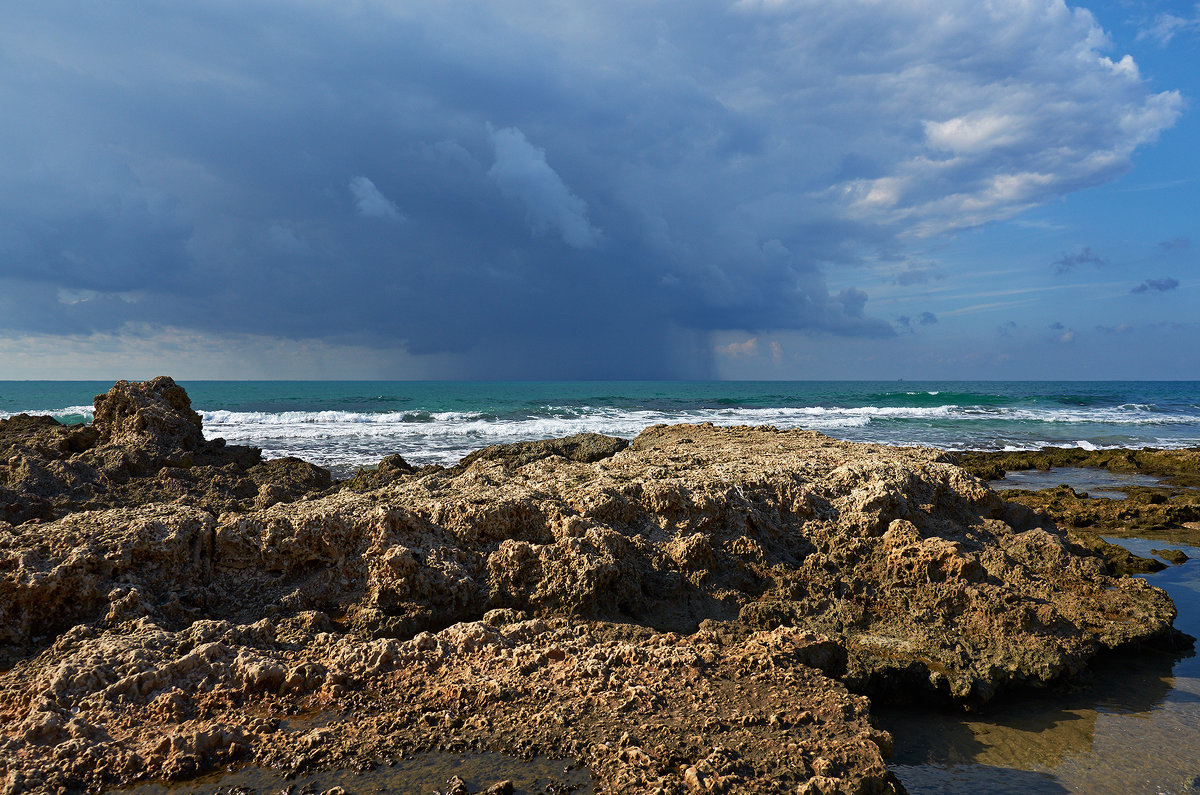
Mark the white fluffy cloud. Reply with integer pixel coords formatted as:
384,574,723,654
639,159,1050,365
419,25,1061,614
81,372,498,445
723,0,1182,235
349,176,403,220
487,127,600,249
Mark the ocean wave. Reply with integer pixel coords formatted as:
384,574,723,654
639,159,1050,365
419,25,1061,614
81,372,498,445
0,405,95,422
196,402,1199,430
6,402,1196,443
6,397,1199,476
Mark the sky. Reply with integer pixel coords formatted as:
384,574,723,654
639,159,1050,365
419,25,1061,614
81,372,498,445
0,0,1197,381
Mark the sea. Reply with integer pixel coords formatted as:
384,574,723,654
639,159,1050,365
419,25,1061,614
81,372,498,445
1,380,1197,477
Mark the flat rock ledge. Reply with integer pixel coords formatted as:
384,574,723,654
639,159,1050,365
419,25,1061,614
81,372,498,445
0,381,1187,794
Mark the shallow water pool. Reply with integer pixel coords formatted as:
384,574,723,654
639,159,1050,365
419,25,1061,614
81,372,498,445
879,538,1200,794
988,467,1167,498
113,751,594,794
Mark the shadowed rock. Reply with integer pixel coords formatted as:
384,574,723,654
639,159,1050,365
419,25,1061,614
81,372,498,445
343,453,418,492
455,432,629,470
0,377,330,523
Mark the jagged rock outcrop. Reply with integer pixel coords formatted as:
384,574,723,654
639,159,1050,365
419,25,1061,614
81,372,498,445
0,377,330,523
90,376,207,470
0,380,1189,794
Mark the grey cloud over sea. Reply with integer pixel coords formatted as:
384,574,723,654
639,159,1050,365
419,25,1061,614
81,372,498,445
0,0,1182,377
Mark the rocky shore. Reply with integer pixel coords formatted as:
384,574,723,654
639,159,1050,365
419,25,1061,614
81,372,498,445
0,379,1193,794
955,448,1200,574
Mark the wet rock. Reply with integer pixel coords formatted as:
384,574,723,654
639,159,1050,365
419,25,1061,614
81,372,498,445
1152,548,1190,565
1068,531,1167,576
956,448,1200,543
455,432,628,470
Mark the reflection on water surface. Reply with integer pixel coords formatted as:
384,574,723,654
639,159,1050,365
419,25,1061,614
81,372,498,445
113,751,593,794
988,467,1166,498
880,538,1200,794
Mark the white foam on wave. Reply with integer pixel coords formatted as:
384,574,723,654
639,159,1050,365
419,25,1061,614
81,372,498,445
197,402,1198,440
201,409,482,425
0,405,95,421
9,399,1193,475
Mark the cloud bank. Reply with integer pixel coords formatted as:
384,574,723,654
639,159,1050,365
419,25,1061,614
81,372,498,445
0,0,1182,377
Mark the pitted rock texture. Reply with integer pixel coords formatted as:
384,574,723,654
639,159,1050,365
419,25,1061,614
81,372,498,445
0,377,330,523
0,616,900,794
0,385,1188,794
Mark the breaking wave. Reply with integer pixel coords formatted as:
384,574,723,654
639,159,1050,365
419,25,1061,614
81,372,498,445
5,382,1198,476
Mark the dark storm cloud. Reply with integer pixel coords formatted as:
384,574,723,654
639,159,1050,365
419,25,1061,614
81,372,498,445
0,1,1181,376
1131,277,1179,293
1053,247,1106,274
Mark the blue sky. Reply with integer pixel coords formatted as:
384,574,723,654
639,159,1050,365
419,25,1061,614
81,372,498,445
0,0,1196,380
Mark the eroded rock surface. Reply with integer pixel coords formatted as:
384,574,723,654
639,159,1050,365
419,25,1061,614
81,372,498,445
0,381,1189,794
0,377,330,523
0,616,897,794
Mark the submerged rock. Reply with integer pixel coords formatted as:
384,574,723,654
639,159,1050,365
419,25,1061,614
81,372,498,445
0,382,1190,794
1153,548,1190,565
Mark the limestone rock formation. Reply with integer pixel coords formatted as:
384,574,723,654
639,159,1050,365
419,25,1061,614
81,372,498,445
0,380,1189,794
0,377,329,523
90,375,206,470
0,616,900,794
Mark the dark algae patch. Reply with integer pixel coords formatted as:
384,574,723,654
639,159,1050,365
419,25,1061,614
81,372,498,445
956,447,1200,550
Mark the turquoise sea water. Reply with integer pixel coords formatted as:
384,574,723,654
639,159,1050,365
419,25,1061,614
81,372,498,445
1,380,1197,476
